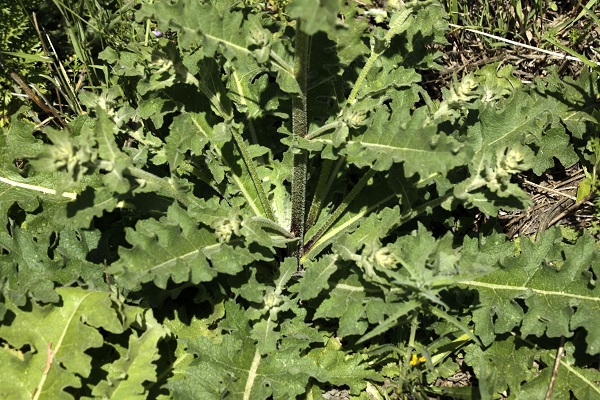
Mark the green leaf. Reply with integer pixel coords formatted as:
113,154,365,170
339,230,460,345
333,206,400,260
170,301,317,399
53,186,121,228
220,135,275,219
292,255,339,301
335,5,369,66
249,258,297,354
463,335,539,397
0,287,126,399
137,1,265,66
340,106,465,177
313,274,368,337
358,300,420,344
465,228,600,352
286,0,340,36
92,311,169,399
96,110,132,193
516,341,600,399
0,225,61,306
467,85,581,179
306,340,381,395
227,65,279,119
137,94,177,130
165,113,211,173
356,60,421,101
110,203,259,289
464,335,600,399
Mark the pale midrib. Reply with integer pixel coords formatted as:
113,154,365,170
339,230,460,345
32,294,91,400
100,129,119,160
148,242,220,273
0,176,77,199
190,115,263,217
315,138,440,154
314,258,337,283
462,280,600,302
204,34,250,55
243,349,261,400
562,358,600,394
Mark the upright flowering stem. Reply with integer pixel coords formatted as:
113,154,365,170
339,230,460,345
290,22,309,259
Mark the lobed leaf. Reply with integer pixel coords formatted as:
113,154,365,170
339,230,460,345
91,312,169,400
110,203,261,289
340,106,465,177
0,288,126,399
465,227,600,353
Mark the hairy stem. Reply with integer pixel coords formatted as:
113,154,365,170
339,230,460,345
347,8,412,106
347,49,380,106
306,121,341,140
290,23,310,256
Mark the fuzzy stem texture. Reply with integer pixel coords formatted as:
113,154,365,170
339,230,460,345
290,23,309,257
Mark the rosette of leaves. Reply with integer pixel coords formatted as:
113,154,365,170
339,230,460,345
1,0,599,398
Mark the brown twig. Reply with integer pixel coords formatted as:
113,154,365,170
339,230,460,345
0,54,68,128
546,192,597,230
545,335,565,400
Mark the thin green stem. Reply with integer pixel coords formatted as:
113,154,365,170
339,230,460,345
290,23,310,255
301,192,395,263
303,168,376,254
402,314,419,383
306,159,334,230
347,7,412,105
306,121,341,140
347,50,380,105
305,157,344,230
392,193,453,231
301,175,482,262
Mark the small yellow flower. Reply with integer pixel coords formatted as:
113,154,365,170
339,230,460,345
409,353,426,366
